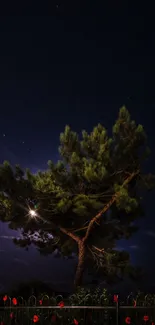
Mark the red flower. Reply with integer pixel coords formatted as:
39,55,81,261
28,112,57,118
125,317,131,324
12,297,17,305
114,295,118,303
39,300,42,305
152,323,155,325
10,312,14,319
33,315,39,323
51,314,56,322
143,315,149,322
58,301,64,308
133,299,136,307
3,295,7,302
73,319,78,325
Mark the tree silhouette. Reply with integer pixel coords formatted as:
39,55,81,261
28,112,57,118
0,106,154,287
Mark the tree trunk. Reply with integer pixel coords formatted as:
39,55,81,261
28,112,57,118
74,240,86,287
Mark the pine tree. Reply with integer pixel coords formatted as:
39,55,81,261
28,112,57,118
0,107,154,287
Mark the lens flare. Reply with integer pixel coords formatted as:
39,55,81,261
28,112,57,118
29,209,37,217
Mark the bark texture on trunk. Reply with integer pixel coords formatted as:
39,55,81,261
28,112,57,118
74,240,86,287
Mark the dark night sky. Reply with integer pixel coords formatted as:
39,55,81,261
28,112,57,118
0,1,155,293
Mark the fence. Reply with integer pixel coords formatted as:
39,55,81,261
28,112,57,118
0,293,155,324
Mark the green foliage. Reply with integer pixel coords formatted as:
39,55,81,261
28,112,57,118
69,287,110,306
114,185,138,212
0,106,154,284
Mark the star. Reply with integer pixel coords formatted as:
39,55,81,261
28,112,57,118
3,134,5,137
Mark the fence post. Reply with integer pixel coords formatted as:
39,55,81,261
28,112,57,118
116,295,119,325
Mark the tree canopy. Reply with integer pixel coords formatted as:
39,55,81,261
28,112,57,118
0,106,154,286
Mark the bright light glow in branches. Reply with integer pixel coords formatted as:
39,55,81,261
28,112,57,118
29,209,37,217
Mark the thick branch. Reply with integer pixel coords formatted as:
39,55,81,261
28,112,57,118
60,227,81,243
58,171,139,245
83,170,139,243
